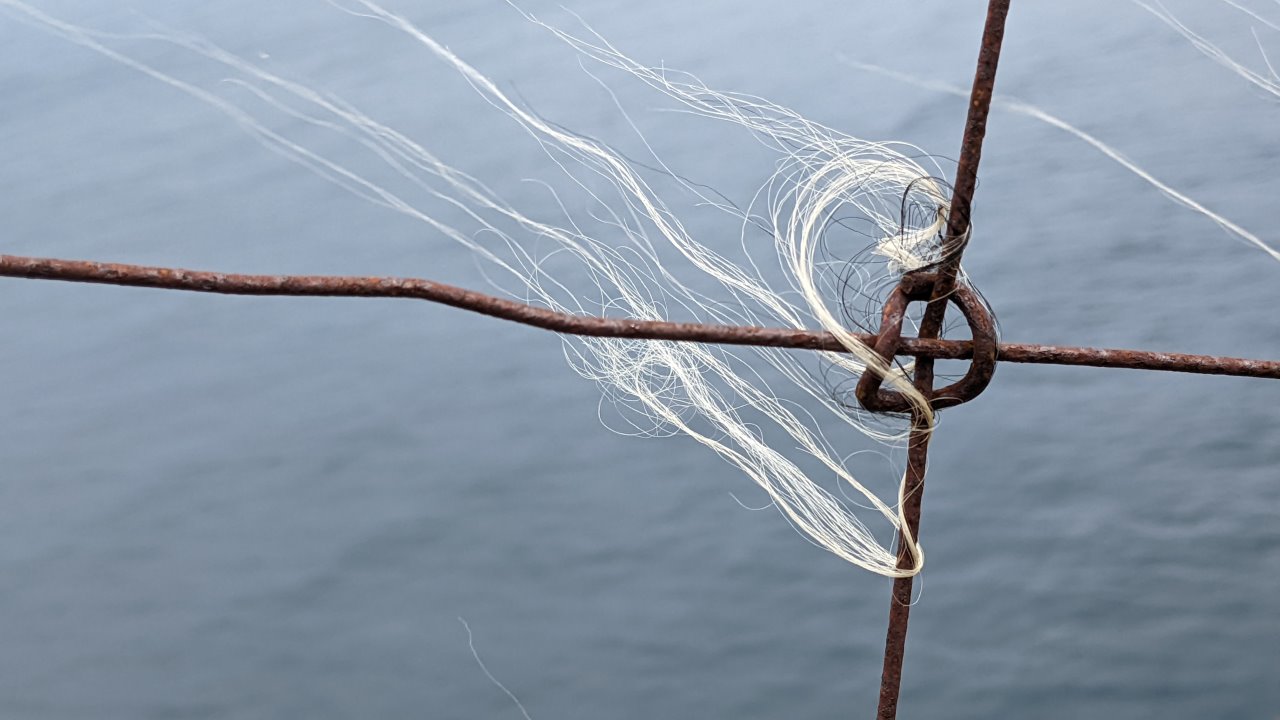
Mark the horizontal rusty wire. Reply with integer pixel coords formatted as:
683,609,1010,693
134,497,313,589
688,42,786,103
2,253,1276,380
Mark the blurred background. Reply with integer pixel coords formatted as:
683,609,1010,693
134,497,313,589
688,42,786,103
1,1,1278,717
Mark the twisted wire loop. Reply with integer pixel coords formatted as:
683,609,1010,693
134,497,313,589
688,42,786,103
854,271,998,413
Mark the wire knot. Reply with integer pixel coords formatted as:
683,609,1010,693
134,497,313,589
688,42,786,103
854,272,998,413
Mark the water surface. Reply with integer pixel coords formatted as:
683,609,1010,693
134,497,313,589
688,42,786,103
1,2,1278,717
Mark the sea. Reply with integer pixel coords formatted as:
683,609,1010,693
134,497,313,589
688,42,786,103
1,1,1277,717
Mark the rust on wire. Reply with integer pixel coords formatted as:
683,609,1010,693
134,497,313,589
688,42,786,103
2,253,1277,379
996,344,1280,377
854,271,999,413
873,1,1013,718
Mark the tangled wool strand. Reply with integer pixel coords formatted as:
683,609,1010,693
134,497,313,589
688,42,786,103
1,0,975,576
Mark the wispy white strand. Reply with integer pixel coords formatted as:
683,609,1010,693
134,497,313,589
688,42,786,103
1132,0,1280,100
459,618,535,720
842,59,1280,263
0,0,965,575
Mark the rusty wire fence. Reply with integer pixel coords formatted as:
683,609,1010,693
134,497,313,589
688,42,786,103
2,1,1278,717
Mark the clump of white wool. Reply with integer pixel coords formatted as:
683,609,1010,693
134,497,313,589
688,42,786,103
0,0,978,576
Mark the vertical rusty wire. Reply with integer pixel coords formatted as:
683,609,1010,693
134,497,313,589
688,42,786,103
874,2,1012,718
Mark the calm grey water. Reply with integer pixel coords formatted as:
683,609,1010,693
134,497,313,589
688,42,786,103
2,2,1278,718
